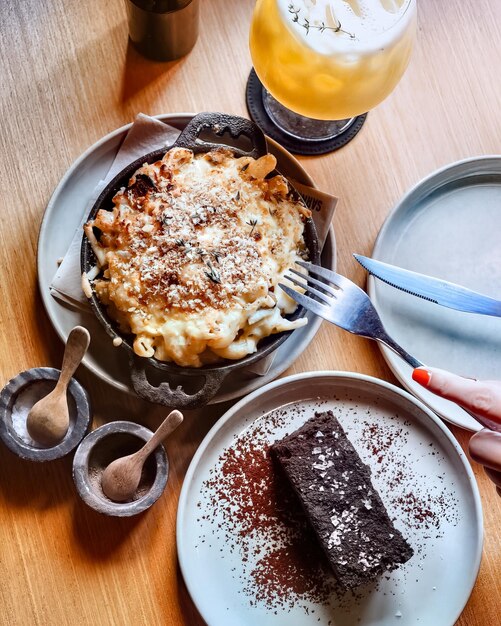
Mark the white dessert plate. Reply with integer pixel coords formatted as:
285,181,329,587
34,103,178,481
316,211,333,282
369,156,501,431
37,114,335,403
177,371,482,626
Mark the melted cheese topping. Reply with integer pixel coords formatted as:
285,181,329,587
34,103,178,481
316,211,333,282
84,147,311,367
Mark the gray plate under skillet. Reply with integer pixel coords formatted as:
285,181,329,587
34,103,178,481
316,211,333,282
369,156,501,431
37,114,336,404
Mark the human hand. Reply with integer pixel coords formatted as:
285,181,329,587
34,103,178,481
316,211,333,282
412,367,501,496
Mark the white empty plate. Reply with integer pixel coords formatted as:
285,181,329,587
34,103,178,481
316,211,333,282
369,156,501,431
177,371,482,626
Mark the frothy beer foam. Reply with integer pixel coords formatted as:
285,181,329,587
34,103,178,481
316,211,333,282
279,0,413,55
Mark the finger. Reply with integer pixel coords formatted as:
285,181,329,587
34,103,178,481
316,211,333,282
469,430,501,472
412,367,501,422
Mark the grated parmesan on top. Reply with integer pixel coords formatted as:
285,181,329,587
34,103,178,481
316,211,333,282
84,146,311,367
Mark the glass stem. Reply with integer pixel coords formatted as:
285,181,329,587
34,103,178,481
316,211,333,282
262,89,357,142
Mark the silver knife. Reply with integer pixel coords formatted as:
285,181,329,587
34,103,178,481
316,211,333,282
354,253,501,317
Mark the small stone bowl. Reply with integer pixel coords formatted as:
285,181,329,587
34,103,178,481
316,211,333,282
0,367,91,462
72,421,169,517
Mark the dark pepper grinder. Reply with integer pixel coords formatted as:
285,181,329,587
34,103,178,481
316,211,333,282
125,0,199,62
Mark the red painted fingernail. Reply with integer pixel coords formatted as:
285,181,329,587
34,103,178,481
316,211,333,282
412,368,432,387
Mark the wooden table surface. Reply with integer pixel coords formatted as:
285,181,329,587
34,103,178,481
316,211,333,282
1,1,500,624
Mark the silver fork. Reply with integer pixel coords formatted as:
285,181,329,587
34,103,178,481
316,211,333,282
280,261,500,432
280,261,423,368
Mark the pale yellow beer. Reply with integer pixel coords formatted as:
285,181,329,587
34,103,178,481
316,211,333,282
250,0,416,121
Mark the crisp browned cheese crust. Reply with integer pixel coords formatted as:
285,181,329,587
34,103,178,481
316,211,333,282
84,147,311,367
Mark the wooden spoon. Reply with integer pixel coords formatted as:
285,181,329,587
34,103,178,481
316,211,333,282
101,409,184,503
26,326,90,446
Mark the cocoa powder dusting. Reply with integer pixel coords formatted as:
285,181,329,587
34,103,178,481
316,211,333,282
202,413,339,608
358,416,459,541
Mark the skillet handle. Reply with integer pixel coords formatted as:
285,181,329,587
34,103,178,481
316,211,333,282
174,112,267,159
129,357,229,408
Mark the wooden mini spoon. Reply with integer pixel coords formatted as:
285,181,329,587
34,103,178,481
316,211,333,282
101,410,184,503
26,326,90,446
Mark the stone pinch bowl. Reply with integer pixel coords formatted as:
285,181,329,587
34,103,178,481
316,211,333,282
0,367,91,462
72,421,169,517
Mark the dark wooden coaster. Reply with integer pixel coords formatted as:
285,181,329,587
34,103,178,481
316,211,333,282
246,68,367,156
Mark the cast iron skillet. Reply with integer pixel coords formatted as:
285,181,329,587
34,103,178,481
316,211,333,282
81,112,320,408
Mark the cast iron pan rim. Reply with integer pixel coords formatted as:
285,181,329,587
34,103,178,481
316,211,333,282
80,117,320,377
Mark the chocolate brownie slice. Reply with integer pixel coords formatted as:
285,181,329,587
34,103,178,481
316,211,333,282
271,410,413,588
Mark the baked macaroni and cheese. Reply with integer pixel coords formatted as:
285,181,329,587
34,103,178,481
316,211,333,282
83,146,311,367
